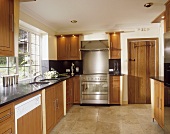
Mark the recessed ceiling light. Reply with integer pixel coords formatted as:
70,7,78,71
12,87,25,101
71,20,77,23
144,2,153,8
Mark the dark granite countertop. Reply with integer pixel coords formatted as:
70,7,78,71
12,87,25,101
0,75,74,107
150,76,164,83
109,74,124,76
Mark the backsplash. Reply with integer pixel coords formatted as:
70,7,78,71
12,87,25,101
42,59,121,75
109,59,121,75
42,60,83,75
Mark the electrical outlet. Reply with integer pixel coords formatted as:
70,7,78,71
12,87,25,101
76,67,79,72
66,69,70,72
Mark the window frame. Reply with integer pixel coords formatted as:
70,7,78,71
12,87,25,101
18,26,42,80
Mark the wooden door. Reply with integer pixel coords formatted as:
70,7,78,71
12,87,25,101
57,36,68,60
110,33,121,59
55,83,64,124
147,41,156,103
128,42,136,104
128,40,156,104
110,76,120,104
135,41,147,103
17,106,42,134
69,35,80,60
73,76,80,104
45,86,55,133
0,0,14,56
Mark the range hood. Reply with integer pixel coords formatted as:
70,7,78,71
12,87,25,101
80,40,109,51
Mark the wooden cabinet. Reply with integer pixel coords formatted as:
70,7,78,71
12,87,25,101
73,76,80,104
166,1,170,32
14,91,42,134
0,0,19,56
153,80,164,128
57,35,80,60
0,103,14,134
66,78,74,112
45,86,55,133
55,83,64,124
110,76,120,104
110,33,121,59
45,82,64,134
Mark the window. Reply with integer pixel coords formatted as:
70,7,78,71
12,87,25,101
0,28,41,83
18,29,41,79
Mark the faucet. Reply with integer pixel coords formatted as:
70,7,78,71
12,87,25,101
71,63,75,76
34,74,43,82
33,72,43,82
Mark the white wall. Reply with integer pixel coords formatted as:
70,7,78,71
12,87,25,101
20,11,57,60
121,23,164,102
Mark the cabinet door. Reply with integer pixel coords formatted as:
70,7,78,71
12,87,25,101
110,33,121,59
159,82,164,128
17,106,42,134
0,121,14,134
57,36,68,60
0,0,14,56
66,78,73,112
69,35,80,60
110,76,120,104
154,81,159,122
73,76,80,104
55,83,64,124
46,86,55,133
166,1,170,32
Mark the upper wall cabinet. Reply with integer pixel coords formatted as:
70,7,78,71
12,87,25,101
109,33,121,59
57,35,80,60
166,0,170,32
0,0,19,56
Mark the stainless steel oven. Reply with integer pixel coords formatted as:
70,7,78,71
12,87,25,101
80,74,109,104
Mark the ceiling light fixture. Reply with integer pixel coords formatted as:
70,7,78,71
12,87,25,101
161,16,165,19
71,20,77,23
144,2,153,8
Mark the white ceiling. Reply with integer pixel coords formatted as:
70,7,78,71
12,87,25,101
20,0,167,34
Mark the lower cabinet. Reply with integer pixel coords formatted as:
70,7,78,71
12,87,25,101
45,82,64,134
73,76,80,104
0,103,14,134
66,78,74,112
110,76,120,104
154,80,164,128
14,91,42,134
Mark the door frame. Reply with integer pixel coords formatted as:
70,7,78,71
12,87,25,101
127,38,159,104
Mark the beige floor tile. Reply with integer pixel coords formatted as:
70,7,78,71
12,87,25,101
50,104,164,134
78,114,98,122
71,121,97,133
95,121,121,134
62,113,80,122
140,122,164,134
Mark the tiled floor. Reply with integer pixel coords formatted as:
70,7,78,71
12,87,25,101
50,104,164,134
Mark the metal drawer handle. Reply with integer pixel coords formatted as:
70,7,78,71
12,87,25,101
0,112,11,121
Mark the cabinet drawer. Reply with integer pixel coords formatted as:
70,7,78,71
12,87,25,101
0,103,14,124
0,121,14,134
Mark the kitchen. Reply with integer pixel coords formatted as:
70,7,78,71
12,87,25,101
0,0,168,133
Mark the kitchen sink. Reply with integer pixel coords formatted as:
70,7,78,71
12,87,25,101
29,81,50,85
